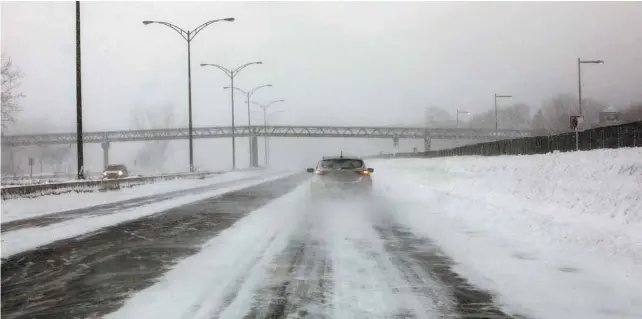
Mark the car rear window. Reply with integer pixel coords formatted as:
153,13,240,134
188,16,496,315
319,159,364,169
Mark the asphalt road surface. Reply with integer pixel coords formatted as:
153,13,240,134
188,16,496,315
2,174,523,319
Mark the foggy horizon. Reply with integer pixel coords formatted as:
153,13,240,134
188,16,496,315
2,1,641,173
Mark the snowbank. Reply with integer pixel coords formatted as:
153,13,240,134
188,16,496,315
1,171,296,259
374,148,642,225
370,147,642,319
1,170,272,223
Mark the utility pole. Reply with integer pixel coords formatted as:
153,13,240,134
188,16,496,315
75,1,84,180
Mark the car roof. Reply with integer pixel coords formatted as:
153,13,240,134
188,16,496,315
321,156,363,160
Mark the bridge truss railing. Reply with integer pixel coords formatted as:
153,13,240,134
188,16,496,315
1,125,537,147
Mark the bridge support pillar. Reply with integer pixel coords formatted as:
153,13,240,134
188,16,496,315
423,130,432,152
251,135,259,167
101,141,110,169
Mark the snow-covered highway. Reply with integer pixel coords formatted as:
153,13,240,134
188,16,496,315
2,148,641,319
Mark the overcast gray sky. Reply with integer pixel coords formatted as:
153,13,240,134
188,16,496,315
2,1,642,172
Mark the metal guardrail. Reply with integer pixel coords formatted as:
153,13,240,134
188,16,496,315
0,169,261,200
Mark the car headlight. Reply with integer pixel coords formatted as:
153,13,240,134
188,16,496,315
103,172,107,175
118,171,123,175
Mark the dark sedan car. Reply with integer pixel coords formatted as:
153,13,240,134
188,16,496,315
307,156,374,199
102,164,129,179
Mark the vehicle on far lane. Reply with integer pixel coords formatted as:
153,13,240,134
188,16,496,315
306,155,374,199
102,164,129,179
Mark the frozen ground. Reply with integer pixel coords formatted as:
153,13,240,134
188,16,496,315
369,147,642,319
1,169,272,223
3,148,640,319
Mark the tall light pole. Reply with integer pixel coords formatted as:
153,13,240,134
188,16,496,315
142,17,234,173
494,94,512,132
200,62,263,170
75,1,84,180
252,99,285,166
578,58,604,116
576,58,604,150
223,84,272,167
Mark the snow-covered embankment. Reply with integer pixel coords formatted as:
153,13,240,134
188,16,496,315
371,148,642,319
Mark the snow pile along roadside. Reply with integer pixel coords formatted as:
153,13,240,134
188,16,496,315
376,147,642,224
370,147,642,319
1,169,274,223
1,171,297,259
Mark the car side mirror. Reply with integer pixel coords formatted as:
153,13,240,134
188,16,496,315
367,168,374,173
306,168,314,173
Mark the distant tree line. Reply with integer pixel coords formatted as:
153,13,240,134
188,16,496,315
1,53,180,176
425,94,642,134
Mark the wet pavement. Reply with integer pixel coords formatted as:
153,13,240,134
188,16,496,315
1,174,308,319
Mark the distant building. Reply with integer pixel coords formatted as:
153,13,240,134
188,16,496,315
598,106,624,126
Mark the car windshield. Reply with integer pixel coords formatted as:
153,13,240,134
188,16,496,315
4,3,642,319
319,159,364,169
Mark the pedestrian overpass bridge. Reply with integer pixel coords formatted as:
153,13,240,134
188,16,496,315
1,125,537,167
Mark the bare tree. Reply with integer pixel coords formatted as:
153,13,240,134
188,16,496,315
1,116,72,176
131,104,175,173
531,109,547,131
621,102,642,123
424,106,454,128
536,93,605,133
1,54,25,130
468,103,532,130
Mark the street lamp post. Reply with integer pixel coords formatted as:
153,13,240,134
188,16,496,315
200,62,263,170
252,99,285,166
576,58,604,150
578,58,604,116
494,94,512,132
142,17,234,172
223,84,273,167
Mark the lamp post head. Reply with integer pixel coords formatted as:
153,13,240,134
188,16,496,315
142,21,153,25
223,18,235,22
596,60,605,64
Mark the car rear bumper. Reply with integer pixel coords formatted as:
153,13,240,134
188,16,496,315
310,181,372,197
103,174,125,179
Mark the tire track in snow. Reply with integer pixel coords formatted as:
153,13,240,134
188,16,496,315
243,207,333,319
0,174,307,319
370,203,523,319
313,199,447,318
